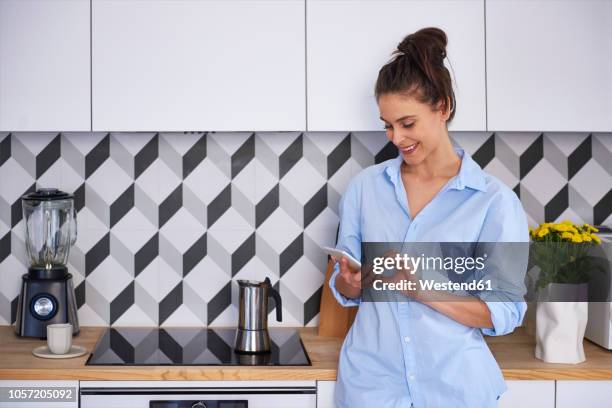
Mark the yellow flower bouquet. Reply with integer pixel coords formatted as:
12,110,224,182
530,220,603,289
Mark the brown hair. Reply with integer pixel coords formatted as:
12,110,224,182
375,27,456,124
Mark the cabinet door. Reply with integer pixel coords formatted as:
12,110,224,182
486,0,612,131
498,381,554,408
307,0,486,131
316,380,336,408
92,0,305,131
556,381,612,408
0,0,90,131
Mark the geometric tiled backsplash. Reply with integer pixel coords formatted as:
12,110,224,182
0,131,610,327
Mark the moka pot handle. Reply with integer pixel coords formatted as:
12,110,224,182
264,277,282,322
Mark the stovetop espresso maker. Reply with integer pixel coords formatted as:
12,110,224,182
234,277,282,353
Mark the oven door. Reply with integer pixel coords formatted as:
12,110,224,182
79,383,317,408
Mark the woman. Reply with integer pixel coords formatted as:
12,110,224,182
329,27,528,407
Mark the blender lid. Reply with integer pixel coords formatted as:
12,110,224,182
22,188,73,201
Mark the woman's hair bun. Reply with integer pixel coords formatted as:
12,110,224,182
396,27,448,66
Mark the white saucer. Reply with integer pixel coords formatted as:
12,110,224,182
32,345,87,359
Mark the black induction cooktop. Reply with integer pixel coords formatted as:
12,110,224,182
85,327,311,366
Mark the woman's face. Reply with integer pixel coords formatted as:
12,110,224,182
378,92,450,166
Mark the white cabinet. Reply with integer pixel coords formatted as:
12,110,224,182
92,0,306,132
316,380,336,408
306,0,486,131
486,0,612,132
0,0,90,131
498,380,554,408
556,381,612,408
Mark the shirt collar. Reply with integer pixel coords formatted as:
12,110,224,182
384,147,487,192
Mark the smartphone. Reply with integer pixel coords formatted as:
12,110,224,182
322,246,362,270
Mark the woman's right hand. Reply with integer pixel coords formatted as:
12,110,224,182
332,256,363,299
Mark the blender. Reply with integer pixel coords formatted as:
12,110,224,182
15,188,79,338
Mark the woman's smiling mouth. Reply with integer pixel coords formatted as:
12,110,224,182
400,142,420,155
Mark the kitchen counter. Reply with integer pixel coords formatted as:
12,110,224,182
0,326,341,381
0,326,611,381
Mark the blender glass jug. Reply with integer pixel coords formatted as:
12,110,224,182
22,188,77,270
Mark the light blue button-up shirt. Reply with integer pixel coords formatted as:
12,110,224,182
329,148,528,408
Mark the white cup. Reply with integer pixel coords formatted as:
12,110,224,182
47,323,72,354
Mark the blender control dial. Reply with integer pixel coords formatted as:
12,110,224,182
30,294,58,320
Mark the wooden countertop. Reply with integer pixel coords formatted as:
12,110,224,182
0,326,342,381
1,326,611,381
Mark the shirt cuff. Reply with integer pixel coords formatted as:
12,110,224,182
480,298,526,336
329,265,361,307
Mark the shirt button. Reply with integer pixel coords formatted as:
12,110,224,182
409,375,415,381
403,336,411,343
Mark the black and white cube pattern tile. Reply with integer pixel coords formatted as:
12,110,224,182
0,131,610,327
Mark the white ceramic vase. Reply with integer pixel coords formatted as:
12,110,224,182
535,283,588,364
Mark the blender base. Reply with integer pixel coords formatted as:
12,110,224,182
15,267,80,338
